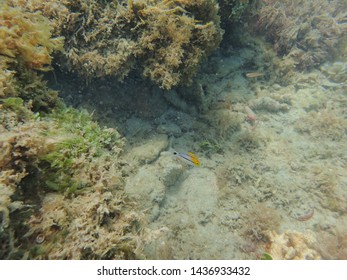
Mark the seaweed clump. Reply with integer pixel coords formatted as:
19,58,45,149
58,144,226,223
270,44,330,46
242,203,281,242
0,3,64,71
65,0,223,89
13,0,223,89
0,2,64,111
0,100,137,259
252,0,347,71
294,110,347,141
0,1,145,260
1,6,65,258
40,108,125,194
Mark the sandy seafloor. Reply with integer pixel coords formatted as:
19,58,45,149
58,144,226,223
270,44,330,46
53,41,347,259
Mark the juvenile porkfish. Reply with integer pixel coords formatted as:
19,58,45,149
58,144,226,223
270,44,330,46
173,151,200,167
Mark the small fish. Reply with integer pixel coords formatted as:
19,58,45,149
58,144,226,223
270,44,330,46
245,72,265,78
173,151,200,167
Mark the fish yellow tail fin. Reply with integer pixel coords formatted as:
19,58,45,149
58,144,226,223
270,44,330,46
188,152,200,167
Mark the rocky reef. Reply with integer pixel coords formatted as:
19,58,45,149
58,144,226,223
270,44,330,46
252,0,347,71
0,1,144,259
7,0,224,89
0,100,144,259
0,3,64,111
5,0,257,90
2,0,345,261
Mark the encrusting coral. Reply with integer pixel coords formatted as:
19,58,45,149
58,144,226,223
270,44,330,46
264,230,321,260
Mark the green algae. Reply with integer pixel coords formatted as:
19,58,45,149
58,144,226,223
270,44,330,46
40,107,124,193
0,0,144,260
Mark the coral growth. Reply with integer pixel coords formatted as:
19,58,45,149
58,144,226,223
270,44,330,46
253,0,347,70
264,230,321,260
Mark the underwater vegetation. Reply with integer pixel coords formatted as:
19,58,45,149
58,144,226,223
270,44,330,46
7,0,223,89
0,2,64,111
316,225,347,260
320,61,347,83
41,108,125,193
0,1,146,259
242,203,280,242
0,98,142,259
253,0,347,71
207,109,244,138
0,3,64,71
294,110,347,141
6,0,255,90
219,0,256,28
1,0,345,261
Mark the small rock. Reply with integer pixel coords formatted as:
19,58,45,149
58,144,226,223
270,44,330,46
157,156,184,187
128,134,168,164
